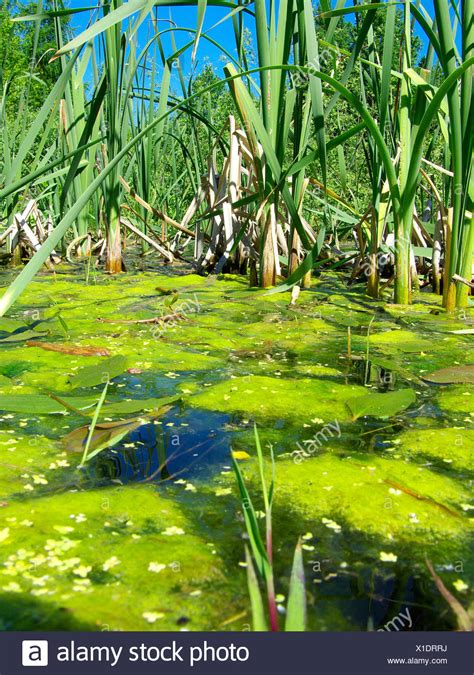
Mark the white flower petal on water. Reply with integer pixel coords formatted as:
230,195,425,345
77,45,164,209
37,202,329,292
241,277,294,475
103,556,120,571
142,611,164,623
162,526,185,536
452,579,468,592
72,565,92,578
379,552,398,563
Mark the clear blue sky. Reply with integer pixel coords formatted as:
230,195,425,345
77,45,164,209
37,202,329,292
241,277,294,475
68,1,252,83
64,0,439,88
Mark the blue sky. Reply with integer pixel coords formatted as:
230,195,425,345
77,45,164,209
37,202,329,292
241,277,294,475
64,0,439,88
68,2,252,82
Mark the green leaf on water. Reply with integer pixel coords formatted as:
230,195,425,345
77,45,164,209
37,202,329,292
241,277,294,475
64,417,144,457
56,313,70,338
163,293,179,308
421,365,474,385
0,361,34,378
0,394,98,414
369,330,434,353
346,389,416,420
0,329,48,343
102,396,178,415
0,318,26,332
68,355,128,389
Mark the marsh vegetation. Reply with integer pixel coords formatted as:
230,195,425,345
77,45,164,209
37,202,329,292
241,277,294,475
0,0,472,632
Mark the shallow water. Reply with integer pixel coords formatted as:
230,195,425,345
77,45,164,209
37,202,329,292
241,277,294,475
90,408,231,485
0,268,472,631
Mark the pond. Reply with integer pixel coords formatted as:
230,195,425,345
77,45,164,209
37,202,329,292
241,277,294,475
0,268,472,631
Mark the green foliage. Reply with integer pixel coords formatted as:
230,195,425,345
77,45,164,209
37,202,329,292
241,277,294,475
0,0,472,312
0,0,70,120
233,426,307,631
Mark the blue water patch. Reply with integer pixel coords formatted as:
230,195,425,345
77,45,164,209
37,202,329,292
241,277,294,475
89,407,232,485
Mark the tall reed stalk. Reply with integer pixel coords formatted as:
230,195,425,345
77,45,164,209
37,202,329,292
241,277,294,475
0,0,471,309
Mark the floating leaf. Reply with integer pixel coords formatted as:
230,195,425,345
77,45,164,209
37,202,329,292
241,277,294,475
421,365,474,385
162,526,185,536
68,355,128,389
370,356,426,386
0,361,34,378
215,487,232,497
63,417,144,455
142,611,164,623
346,389,416,420
102,397,177,414
0,329,48,343
103,556,121,571
0,394,98,414
370,330,434,353
26,341,111,356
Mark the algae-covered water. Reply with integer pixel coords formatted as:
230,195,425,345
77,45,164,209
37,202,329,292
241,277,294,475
0,267,472,631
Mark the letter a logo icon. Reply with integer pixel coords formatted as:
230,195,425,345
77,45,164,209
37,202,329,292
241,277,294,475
22,641,49,667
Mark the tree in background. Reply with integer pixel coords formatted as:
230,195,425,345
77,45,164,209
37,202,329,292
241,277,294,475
0,0,71,122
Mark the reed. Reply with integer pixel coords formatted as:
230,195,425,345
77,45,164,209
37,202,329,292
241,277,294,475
0,0,471,310
232,426,306,631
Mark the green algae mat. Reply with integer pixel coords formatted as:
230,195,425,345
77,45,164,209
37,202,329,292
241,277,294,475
0,269,472,631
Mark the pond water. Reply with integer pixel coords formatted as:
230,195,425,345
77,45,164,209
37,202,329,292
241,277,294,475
0,267,472,631
89,408,232,485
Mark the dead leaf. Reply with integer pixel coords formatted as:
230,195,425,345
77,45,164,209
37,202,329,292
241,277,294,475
63,418,144,454
63,404,172,456
26,341,111,356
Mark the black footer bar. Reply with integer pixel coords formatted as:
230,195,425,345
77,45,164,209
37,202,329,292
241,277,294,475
1,631,472,675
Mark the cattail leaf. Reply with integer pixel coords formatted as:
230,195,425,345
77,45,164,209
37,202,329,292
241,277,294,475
285,539,307,631
245,547,268,631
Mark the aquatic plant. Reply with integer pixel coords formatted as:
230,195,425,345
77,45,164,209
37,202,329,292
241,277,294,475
0,272,471,632
0,0,471,310
232,426,306,631
79,380,109,466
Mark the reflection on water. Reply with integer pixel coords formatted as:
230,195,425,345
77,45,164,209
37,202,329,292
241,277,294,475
90,408,231,485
